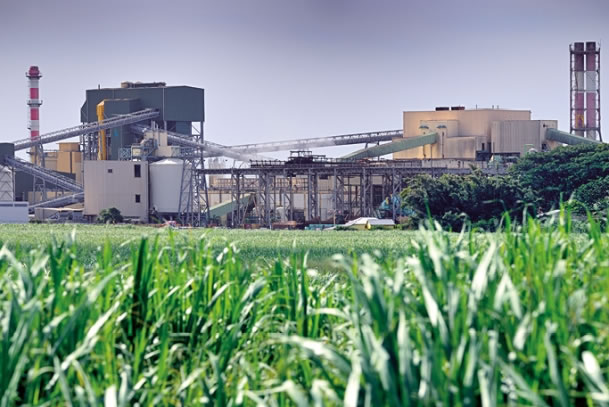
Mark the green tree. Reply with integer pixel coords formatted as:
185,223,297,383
98,207,123,224
400,169,537,230
510,143,609,211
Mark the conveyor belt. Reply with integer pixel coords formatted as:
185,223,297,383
12,109,159,150
343,133,438,160
226,129,402,154
28,192,84,212
133,125,402,156
131,125,266,161
545,128,602,145
4,157,83,192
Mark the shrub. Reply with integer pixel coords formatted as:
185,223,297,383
575,175,609,210
98,207,123,224
510,143,609,210
400,169,537,230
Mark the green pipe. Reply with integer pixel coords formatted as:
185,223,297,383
209,194,252,218
546,128,601,145
343,133,438,160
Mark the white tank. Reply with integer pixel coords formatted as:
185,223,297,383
149,158,186,213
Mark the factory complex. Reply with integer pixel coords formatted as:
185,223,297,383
0,42,603,227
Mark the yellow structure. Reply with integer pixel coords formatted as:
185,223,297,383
394,108,560,160
36,142,82,183
97,101,107,160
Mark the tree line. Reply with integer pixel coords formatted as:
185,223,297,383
400,143,609,229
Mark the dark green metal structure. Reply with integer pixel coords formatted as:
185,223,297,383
343,133,438,160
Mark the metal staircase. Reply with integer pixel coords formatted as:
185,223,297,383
12,109,160,150
28,192,84,212
4,157,83,192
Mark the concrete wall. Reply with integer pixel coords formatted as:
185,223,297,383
396,109,531,159
0,202,28,223
84,160,149,222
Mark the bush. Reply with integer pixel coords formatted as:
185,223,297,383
575,175,609,209
400,169,537,230
510,143,609,210
98,207,123,224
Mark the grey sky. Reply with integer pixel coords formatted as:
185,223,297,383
1,0,608,158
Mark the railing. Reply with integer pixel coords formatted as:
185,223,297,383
29,192,84,212
5,157,83,192
227,129,403,154
13,109,160,150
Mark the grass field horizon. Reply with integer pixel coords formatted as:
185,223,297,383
0,224,423,268
2,214,609,405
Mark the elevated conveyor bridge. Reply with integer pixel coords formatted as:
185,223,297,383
12,109,159,150
28,192,84,213
5,157,83,193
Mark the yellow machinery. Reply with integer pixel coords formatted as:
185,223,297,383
96,101,107,160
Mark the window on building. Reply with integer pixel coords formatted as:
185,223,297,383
135,194,141,203
107,169,113,174
481,143,485,151
134,164,141,178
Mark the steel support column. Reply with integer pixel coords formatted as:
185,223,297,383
231,171,241,227
307,169,319,221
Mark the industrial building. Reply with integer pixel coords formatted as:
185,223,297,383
0,41,604,226
395,108,560,160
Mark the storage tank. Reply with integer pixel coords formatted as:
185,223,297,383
149,158,187,213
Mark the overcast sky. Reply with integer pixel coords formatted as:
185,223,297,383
1,0,608,158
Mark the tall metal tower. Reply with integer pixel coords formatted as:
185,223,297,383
26,66,43,164
570,42,602,141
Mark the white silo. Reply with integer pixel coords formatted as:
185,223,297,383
149,158,187,214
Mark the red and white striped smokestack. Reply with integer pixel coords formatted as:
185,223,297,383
26,66,42,141
585,42,599,140
573,43,585,138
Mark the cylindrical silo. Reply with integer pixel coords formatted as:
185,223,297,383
149,158,186,214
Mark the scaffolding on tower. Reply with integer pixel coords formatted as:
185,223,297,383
570,42,602,141
26,66,47,202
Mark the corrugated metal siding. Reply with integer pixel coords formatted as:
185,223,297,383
491,120,558,155
81,86,205,124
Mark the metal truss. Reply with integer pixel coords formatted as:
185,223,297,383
28,192,84,213
226,129,403,154
200,161,506,227
177,160,194,224
257,172,273,227
131,125,264,162
5,157,83,192
133,125,402,157
307,169,319,221
12,109,159,150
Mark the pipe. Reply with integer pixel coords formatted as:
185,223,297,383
545,128,601,145
97,101,107,160
342,133,438,160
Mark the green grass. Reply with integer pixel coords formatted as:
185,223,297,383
0,224,420,268
1,213,609,405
